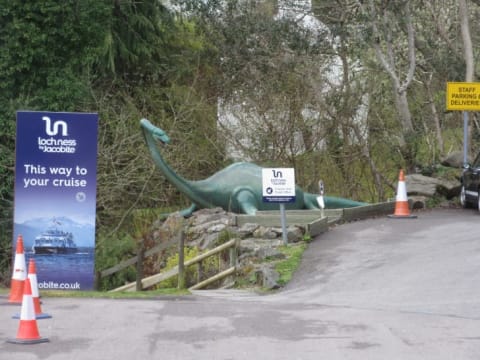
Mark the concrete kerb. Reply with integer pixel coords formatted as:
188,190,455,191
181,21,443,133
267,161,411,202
342,201,396,222
234,201,396,238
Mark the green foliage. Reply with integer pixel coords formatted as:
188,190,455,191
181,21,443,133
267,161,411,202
0,234,12,286
274,243,306,287
216,230,235,245
0,1,108,106
302,233,312,243
130,208,163,241
425,195,445,209
157,247,219,288
98,0,174,79
179,0,328,100
95,232,137,291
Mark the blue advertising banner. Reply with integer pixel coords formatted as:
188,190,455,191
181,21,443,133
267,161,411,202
13,111,98,290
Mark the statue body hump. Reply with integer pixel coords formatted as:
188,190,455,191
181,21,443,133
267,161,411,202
141,119,366,217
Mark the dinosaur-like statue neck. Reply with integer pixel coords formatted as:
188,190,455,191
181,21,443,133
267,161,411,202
142,126,210,208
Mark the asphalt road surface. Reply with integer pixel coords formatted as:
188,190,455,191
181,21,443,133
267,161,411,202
1,208,480,359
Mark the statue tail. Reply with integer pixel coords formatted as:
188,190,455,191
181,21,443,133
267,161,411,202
305,193,366,209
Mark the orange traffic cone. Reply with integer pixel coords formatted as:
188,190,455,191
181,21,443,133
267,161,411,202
7,278,49,344
8,235,27,304
13,259,52,320
388,169,417,219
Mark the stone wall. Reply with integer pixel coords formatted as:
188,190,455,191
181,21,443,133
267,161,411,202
155,207,307,290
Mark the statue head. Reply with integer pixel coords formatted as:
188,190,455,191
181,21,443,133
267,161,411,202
140,118,170,144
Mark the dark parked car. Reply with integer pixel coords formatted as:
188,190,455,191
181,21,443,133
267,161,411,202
460,152,480,210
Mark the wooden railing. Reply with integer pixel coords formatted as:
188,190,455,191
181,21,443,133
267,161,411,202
108,235,238,293
95,236,177,291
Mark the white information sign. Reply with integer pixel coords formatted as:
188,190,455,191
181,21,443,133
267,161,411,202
262,168,296,203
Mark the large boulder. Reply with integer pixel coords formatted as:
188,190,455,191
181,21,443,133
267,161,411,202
441,151,467,168
406,174,460,199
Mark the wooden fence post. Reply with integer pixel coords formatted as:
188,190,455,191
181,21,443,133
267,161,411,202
178,230,185,289
136,243,145,291
94,271,101,291
226,238,238,286
197,261,203,284
229,239,238,268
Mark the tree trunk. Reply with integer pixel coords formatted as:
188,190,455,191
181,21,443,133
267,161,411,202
425,74,444,156
364,0,416,168
459,0,475,158
459,0,474,82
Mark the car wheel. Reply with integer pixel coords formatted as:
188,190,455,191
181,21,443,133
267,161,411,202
477,189,480,212
460,185,468,208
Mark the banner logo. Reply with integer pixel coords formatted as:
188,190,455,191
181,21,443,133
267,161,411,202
37,116,77,153
43,116,68,136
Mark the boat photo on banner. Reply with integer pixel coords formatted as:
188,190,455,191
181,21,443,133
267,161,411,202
13,111,98,290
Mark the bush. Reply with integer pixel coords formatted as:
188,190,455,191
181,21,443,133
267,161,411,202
95,233,137,291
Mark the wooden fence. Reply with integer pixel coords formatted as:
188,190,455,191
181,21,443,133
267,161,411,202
95,236,177,291
106,234,239,293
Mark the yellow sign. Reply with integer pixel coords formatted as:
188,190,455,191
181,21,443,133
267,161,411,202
446,82,480,111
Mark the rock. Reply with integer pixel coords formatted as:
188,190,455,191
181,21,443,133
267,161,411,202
255,264,280,289
269,226,304,243
197,232,222,250
405,174,437,196
441,151,466,168
253,226,277,239
182,208,239,249
237,223,259,238
410,196,426,210
189,207,235,227
154,211,185,241
239,238,284,256
256,247,285,261
406,174,461,199
287,226,304,242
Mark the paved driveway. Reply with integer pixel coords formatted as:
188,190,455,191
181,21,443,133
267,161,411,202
1,208,480,359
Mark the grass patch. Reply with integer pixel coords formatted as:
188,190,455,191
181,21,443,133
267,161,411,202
0,286,190,299
43,288,191,299
274,243,307,287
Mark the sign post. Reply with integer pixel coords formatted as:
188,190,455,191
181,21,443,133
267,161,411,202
13,111,98,290
262,168,296,245
317,180,325,217
446,82,480,164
